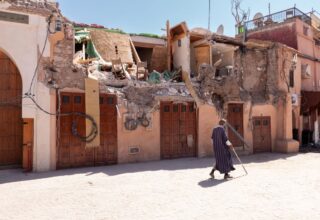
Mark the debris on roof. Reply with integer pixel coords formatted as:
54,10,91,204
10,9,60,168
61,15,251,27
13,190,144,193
90,30,134,64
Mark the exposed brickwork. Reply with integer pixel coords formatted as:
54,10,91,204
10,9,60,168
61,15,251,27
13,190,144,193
150,46,167,72
38,38,86,90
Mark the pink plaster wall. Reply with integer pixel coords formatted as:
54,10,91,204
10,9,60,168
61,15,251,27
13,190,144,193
197,105,218,157
117,107,161,164
300,58,316,91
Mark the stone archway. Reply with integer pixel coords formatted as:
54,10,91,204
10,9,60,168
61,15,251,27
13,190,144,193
0,50,23,167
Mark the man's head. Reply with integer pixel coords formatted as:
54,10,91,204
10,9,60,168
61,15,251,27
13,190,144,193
219,119,227,126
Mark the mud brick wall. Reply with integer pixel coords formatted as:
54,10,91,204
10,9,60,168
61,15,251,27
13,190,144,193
151,46,167,72
247,23,298,50
38,38,86,90
52,39,85,89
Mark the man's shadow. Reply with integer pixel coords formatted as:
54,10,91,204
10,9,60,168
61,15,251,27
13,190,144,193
198,174,247,188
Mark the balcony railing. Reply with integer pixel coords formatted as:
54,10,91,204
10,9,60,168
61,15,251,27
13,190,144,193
237,7,311,34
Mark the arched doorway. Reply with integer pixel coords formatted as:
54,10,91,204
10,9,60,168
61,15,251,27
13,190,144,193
0,50,23,167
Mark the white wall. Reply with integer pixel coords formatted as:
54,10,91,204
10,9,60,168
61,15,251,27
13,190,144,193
0,9,54,171
172,36,191,73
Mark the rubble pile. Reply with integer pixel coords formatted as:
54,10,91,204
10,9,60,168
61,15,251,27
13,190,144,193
5,0,60,17
35,17,298,120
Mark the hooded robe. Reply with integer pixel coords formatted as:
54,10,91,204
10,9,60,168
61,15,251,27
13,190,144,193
211,125,235,174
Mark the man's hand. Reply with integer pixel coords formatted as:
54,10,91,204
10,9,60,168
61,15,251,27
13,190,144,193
226,140,232,147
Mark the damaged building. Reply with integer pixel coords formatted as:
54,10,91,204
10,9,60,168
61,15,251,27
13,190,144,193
238,7,320,147
0,0,313,172
168,21,300,154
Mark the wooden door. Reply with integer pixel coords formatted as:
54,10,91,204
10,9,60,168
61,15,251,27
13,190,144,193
57,92,117,169
0,51,23,167
160,102,197,159
161,102,172,158
58,93,92,169
253,117,271,153
227,104,244,147
194,46,211,71
96,94,117,165
23,119,34,171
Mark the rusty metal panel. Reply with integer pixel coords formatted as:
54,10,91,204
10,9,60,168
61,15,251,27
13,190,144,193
0,11,29,24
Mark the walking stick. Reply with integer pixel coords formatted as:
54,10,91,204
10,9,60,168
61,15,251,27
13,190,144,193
224,121,249,175
225,122,251,150
231,146,248,175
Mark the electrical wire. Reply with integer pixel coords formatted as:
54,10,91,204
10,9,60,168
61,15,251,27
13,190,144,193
0,12,98,143
27,95,98,143
26,28,50,96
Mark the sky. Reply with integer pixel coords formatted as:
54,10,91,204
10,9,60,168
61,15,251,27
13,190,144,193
58,0,320,36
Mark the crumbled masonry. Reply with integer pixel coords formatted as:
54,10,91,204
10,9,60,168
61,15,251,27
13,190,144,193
37,26,296,118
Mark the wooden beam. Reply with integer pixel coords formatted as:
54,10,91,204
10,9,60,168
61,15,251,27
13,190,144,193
182,71,204,106
129,37,141,63
191,39,210,48
166,20,171,71
211,33,244,47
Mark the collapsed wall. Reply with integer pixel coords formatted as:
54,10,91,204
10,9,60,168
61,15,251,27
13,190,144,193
196,40,296,117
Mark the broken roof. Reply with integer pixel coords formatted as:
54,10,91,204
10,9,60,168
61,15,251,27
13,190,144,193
131,35,166,48
170,21,189,41
3,0,59,17
90,30,134,64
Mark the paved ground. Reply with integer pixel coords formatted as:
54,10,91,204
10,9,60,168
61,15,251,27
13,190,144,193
1,153,320,220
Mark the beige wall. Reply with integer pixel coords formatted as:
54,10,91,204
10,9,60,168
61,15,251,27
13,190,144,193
117,103,223,162
50,89,57,170
0,9,54,171
197,105,218,157
117,106,160,164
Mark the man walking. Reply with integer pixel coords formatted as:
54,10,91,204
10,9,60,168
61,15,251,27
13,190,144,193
210,119,235,180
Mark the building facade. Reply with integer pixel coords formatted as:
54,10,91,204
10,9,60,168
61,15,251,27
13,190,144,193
0,1,305,172
240,7,320,146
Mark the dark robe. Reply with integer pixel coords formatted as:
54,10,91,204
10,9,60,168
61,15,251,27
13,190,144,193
211,126,235,174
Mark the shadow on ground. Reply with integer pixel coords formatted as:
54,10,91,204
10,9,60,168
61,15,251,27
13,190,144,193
0,153,302,184
198,174,247,188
